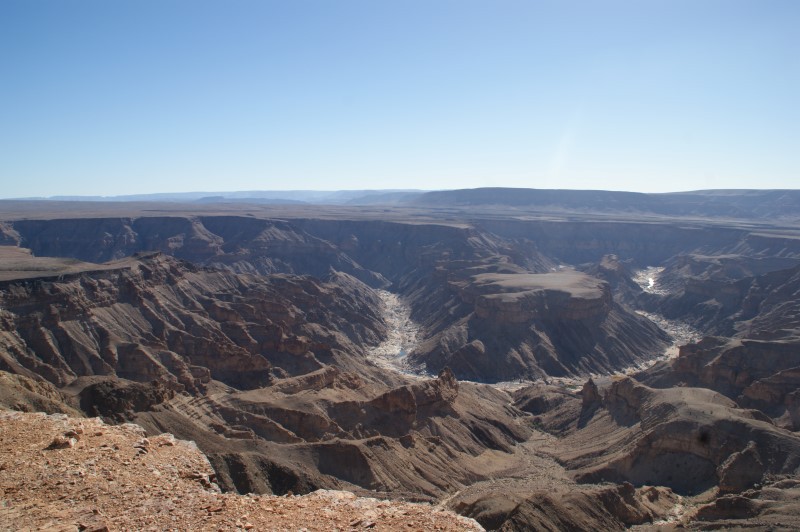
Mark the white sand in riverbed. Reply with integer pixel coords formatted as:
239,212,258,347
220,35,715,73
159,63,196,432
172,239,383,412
367,290,427,379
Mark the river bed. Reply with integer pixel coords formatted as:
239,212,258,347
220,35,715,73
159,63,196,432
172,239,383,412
632,266,669,295
367,290,427,379
368,268,702,391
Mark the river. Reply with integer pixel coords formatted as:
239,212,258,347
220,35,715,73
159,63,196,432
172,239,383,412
628,265,701,371
368,268,701,390
367,290,427,378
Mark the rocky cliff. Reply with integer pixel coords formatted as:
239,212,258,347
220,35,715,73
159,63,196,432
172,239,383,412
409,270,669,381
638,261,800,433
0,252,387,391
515,376,800,503
9,216,388,287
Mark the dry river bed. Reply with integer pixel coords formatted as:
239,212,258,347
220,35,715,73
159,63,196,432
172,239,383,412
369,269,700,392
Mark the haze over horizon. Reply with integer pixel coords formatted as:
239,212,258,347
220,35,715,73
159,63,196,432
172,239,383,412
2,1,798,198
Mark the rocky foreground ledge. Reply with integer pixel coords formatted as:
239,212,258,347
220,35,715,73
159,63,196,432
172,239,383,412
0,409,482,531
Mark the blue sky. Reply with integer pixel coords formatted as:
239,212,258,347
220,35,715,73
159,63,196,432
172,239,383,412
1,0,798,197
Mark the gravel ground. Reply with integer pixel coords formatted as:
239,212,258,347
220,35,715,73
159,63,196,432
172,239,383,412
0,409,483,531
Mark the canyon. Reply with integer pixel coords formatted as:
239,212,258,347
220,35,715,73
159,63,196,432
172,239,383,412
2,188,800,530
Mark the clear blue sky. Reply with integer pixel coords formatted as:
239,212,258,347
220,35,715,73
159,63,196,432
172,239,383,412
1,0,798,198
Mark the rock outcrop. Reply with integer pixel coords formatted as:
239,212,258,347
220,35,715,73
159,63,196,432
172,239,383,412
410,270,669,381
641,336,800,429
717,441,766,494
451,482,677,531
462,271,612,323
520,377,800,495
129,368,533,498
0,370,80,415
78,378,175,421
687,478,800,528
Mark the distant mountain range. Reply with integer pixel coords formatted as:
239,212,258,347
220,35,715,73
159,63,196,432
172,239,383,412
408,188,800,221
9,187,800,221
29,189,426,205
